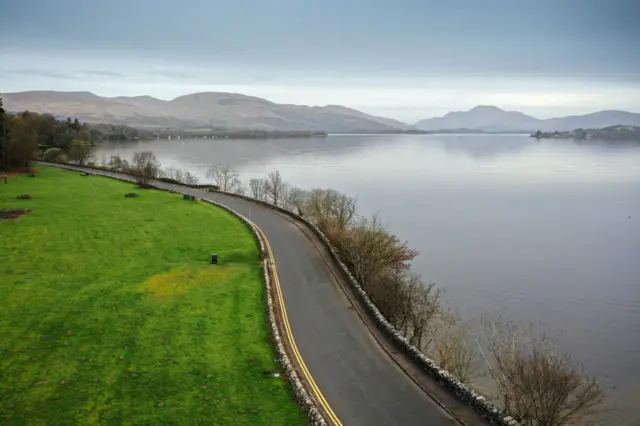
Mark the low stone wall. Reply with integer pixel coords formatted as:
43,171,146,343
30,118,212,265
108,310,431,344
202,193,520,426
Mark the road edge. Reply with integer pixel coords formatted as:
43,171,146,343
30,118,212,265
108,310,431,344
200,198,332,426
201,194,520,426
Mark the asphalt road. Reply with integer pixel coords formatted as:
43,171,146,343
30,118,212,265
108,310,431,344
46,164,460,426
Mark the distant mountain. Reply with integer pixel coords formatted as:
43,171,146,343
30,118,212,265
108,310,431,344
8,91,638,133
3,91,411,132
3,91,195,128
541,110,640,131
414,105,541,132
414,106,640,132
109,95,168,111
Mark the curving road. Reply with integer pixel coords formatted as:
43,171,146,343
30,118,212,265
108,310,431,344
44,164,487,426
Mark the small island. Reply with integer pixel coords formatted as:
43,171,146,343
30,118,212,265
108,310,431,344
531,125,640,142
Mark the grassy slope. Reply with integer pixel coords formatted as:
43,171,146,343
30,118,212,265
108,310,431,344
0,167,305,425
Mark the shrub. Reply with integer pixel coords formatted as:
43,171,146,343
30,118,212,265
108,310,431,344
43,147,66,163
67,139,94,165
131,151,160,187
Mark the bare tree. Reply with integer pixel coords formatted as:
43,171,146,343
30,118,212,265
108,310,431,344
131,151,160,187
264,170,285,206
481,318,605,426
426,313,477,384
306,188,357,232
160,166,185,183
280,182,292,210
234,182,246,196
249,177,266,200
159,167,198,185
207,163,241,192
183,171,199,185
286,186,308,215
337,215,417,287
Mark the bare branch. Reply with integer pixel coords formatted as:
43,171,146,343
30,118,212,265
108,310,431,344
481,317,605,425
131,151,160,187
263,170,285,206
207,163,241,192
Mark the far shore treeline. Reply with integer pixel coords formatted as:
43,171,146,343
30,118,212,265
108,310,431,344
0,99,327,173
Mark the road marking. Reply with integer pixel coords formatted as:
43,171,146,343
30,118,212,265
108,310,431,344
254,225,343,426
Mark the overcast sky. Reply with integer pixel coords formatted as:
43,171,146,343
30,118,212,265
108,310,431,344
1,0,639,122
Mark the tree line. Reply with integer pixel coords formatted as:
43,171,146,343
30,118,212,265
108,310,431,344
94,151,606,426
0,95,148,176
532,126,640,142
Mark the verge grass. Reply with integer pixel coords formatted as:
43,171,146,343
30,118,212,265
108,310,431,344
0,166,305,425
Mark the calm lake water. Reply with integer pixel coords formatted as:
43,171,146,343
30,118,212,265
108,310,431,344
96,134,640,422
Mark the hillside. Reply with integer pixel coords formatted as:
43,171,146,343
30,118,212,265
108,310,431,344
3,91,410,132
541,110,640,131
7,91,638,133
414,106,640,132
414,105,541,132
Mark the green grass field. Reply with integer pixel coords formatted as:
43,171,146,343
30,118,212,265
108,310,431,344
0,166,305,425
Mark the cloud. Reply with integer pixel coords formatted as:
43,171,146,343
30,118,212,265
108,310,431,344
4,68,75,80
2,0,639,84
147,70,193,79
0,0,638,120
77,70,123,78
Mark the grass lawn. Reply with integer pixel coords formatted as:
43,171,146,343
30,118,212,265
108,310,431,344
0,166,305,425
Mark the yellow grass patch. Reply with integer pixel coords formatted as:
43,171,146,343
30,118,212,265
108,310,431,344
143,266,241,297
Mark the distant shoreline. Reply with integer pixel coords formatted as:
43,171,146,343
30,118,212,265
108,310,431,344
530,126,640,142
328,130,532,136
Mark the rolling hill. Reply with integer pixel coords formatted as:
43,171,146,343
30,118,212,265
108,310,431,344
414,106,640,132
3,91,411,132
6,91,639,133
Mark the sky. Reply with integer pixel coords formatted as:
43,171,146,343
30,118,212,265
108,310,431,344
1,0,639,122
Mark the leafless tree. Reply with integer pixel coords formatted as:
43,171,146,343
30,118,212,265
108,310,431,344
279,182,292,210
160,167,199,185
183,171,199,185
131,151,160,187
426,313,477,384
249,177,266,200
286,186,308,215
305,188,357,232
207,163,241,192
481,317,605,426
337,215,417,287
234,182,246,196
160,166,185,182
264,170,285,206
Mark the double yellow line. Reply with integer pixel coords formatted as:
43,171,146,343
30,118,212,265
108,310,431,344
255,225,343,426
